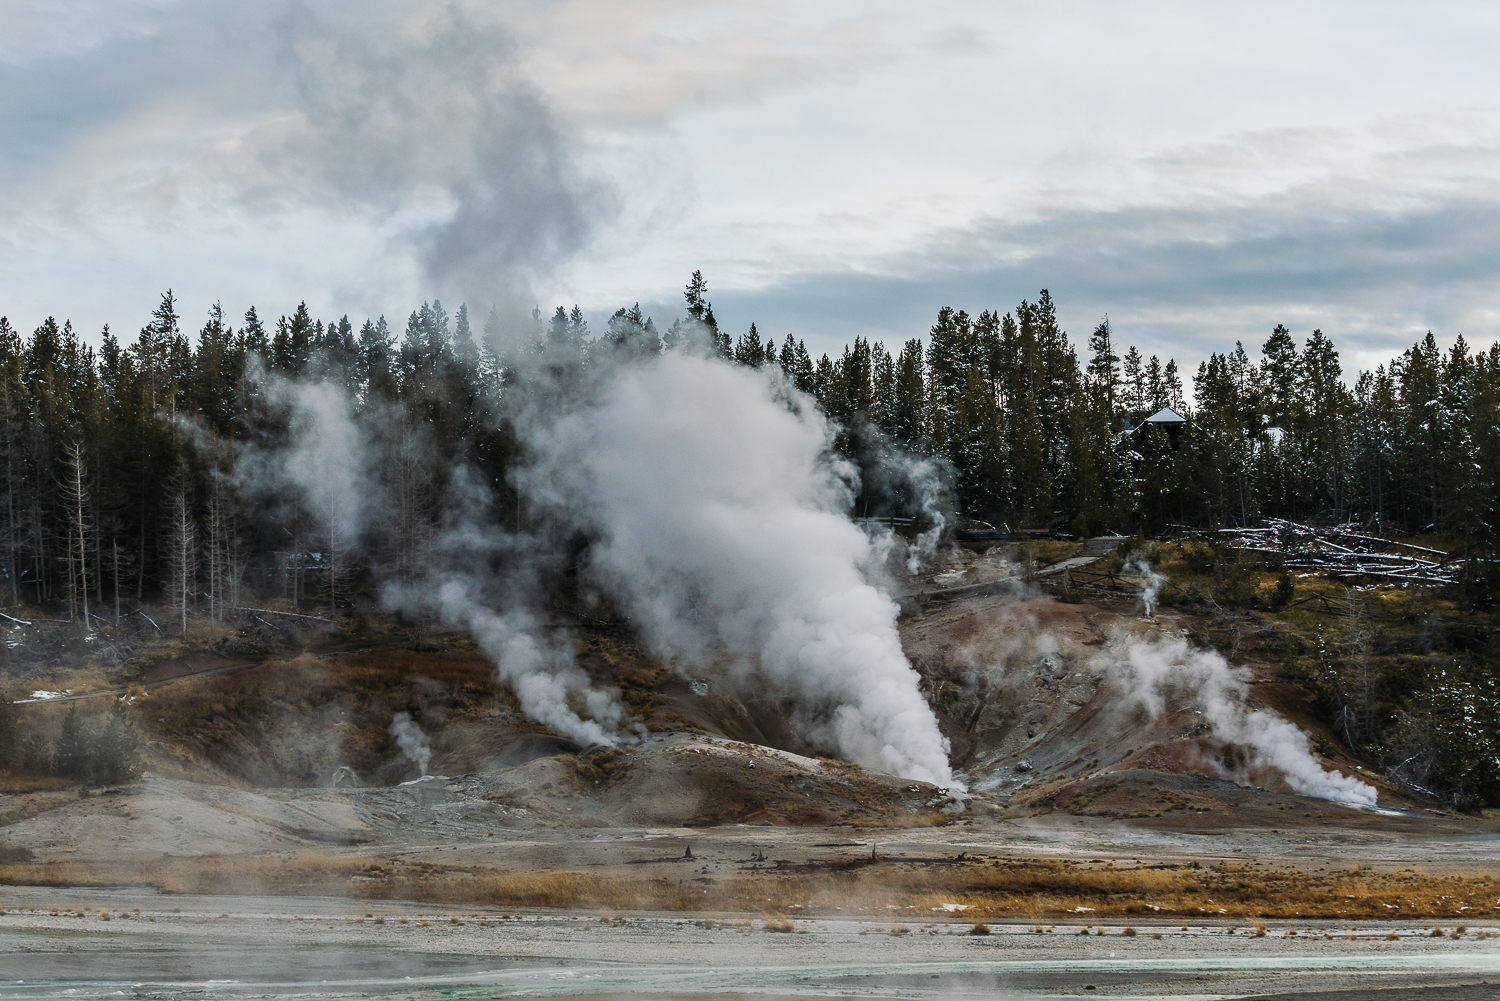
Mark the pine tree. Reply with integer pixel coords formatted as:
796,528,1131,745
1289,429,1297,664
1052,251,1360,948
1163,359,1184,412
890,339,926,449
925,307,975,423
1066,381,1120,535
1086,317,1119,416
1121,345,1144,417
1009,392,1051,529
684,270,710,323
1261,323,1300,427
870,341,895,431
734,323,767,367
453,304,479,369
952,367,1007,521
778,334,815,393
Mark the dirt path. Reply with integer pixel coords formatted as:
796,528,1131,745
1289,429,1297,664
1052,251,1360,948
1033,534,1127,578
10,660,259,706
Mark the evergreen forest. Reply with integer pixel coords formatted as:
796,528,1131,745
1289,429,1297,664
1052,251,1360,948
3,274,1494,620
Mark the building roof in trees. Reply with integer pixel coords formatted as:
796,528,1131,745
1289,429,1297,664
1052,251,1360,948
1143,406,1186,424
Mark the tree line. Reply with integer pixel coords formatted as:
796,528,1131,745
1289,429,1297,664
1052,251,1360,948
0,272,1496,629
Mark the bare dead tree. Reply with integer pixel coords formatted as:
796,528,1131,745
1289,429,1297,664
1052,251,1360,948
324,506,352,615
111,539,123,625
59,442,91,624
205,469,243,621
388,414,434,589
165,466,197,636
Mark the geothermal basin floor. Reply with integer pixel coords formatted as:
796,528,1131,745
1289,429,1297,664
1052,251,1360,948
1,886,1499,1001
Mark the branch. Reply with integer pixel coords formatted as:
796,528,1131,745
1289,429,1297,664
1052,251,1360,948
237,606,331,622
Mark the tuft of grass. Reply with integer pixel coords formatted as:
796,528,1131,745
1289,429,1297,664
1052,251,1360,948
968,922,990,935
1123,926,1136,937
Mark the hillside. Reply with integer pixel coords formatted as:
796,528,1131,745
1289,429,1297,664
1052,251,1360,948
2,536,1477,834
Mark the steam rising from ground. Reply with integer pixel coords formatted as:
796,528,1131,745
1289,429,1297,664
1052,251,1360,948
1092,631,1378,808
388,712,432,777
1124,553,1166,617
256,347,953,787
243,356,1373,804
431,593,626,748
526,355,954,786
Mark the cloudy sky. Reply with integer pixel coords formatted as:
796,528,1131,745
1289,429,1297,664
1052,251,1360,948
3,1,1499,374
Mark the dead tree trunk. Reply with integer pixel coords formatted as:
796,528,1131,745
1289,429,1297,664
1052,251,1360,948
166,477,196,637
61,442,90,625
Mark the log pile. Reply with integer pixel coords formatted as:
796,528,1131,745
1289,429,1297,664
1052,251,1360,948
1219,520,1458,585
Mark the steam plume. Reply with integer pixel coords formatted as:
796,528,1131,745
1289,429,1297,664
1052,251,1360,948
389,711,432,777
236,336,955,787
524,353,955,787
1092,630,1377,808
431,586,626,748
212,4,610,306
1124,553,1166,617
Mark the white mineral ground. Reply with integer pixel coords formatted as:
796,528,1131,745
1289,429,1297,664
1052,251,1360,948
2,881,1500,1000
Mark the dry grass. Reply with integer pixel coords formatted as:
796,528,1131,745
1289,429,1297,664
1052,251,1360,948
1021,540,1081,567
3,853,1497,921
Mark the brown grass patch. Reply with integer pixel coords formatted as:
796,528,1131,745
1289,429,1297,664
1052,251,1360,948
3,853,1497,920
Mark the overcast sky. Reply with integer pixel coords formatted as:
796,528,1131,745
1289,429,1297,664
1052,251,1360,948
3,0,1499,375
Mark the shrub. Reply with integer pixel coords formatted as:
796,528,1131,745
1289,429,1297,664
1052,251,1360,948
1269,571,1295,610
51,704,142,785
0,694,17,768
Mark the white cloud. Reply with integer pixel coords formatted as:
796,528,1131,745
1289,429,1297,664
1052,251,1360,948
2,0,1500,370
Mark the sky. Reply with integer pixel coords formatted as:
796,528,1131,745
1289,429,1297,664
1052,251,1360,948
3,0,1500,376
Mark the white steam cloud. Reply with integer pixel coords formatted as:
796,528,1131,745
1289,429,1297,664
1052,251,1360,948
525,354,955,787
276,380,365,542
1124,553,1166,617
389,711,432,777
899,454,949,574
432,588,626,748
1093,630,1378,808
255,344,954,787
